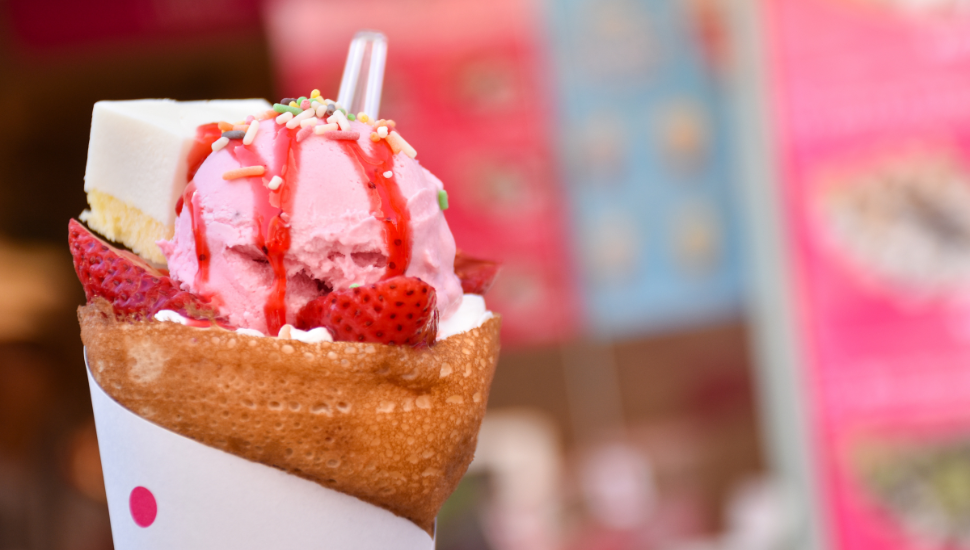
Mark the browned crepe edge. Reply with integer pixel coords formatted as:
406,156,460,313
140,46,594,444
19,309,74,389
79,301,500,534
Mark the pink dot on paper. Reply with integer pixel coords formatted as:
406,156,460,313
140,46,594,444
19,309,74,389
129,486,157,527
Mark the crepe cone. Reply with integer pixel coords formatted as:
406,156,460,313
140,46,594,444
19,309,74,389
86,363,436,549
79,300,501,534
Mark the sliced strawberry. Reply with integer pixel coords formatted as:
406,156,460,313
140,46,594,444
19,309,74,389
296,276,438,348
454,250,500,295
68,219,219,320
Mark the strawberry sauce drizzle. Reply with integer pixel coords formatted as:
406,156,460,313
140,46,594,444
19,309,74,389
178,123,224,289
232,125,296,336
185,181,212,285
340,139,412,278
264,215,292,334
187,123,223,181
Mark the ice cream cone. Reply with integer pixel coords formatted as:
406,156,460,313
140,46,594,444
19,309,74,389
87,359,436,549
80,299,501,537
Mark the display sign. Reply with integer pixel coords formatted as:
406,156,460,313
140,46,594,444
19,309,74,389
547,0,745,338
742,0,970,547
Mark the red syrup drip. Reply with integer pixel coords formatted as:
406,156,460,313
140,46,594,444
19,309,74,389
233,124,296,336
187,123,223,182
339,139,412,278
264,214,291,335
176,124,223,217
179,180,213,287
176,123,223,287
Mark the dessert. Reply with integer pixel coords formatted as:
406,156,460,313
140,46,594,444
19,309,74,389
817,152,970,296
72,92,501,537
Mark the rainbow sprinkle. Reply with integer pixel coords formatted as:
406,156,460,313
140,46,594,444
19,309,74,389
222,166,265,180
296,125,314,142
211,136,230,152
287,109,314,129
273,103,301,116
324,131,361,141
328,110,350,131
314,122,339,135
386,131,417,158
210,90,419,157
242,119,260,145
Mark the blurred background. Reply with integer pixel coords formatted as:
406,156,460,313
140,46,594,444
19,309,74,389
4,0,970,548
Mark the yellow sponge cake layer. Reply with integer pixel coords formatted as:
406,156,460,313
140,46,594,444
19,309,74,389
80,189,172,265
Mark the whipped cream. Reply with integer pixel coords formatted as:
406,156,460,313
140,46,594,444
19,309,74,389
154,309,193,325
152,311,332,344
437,294,493,341
153,293,492,343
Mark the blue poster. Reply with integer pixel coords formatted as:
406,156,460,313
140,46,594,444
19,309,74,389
547,0,745,337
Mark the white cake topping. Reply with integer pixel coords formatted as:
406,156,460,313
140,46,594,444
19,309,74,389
84,99,271,228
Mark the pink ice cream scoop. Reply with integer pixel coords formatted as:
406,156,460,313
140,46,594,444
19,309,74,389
158,119,463,335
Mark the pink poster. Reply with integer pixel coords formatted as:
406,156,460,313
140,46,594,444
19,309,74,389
763,0,970,547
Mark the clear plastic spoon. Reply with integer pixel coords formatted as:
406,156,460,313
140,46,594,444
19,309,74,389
337,31,387,121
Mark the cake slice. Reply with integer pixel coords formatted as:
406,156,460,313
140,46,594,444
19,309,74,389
81,99,271,265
